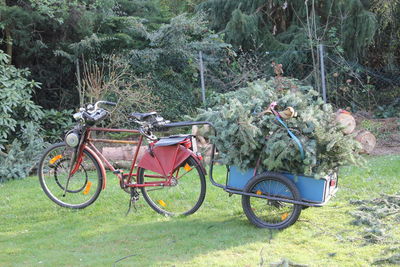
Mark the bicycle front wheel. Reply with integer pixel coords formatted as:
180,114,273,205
38,142,103,209
138,156,206,216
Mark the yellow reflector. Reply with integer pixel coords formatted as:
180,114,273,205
256,190,262,195
83,181,92,195
158,200,167,207
183,163,192,172
49,155,62,164
281,212,289,221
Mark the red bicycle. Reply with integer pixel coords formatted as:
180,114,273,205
38,101,210,216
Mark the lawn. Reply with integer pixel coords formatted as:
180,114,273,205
0,155,399,267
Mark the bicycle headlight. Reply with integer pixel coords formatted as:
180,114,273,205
65,131,80,147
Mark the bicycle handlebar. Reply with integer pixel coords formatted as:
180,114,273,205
94,100,117,110
83,109,108,122
74,100,116,124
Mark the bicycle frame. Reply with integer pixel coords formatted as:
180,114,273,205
70,125,204,191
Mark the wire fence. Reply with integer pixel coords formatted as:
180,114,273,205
324,52,400,114
200,45,400,117
270,45,399,114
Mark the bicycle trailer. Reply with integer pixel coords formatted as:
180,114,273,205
227,166,338,205
209,160,339,229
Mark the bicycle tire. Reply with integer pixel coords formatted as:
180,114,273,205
241,172,302,229
38,142,103,209
138,156,206,216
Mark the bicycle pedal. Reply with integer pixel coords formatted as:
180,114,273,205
130,188,140,202
126,189,139,215
131,194,140,203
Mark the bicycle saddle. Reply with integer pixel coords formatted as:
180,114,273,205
129,112,157,121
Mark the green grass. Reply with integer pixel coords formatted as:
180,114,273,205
1,155,399,267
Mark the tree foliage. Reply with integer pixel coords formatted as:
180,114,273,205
127,13,231,119
199,0,377,60
368,0,400,70
0,50,45,181
0,0,169,109
0,50,43,147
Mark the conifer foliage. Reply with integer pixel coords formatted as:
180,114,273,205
196,78,362,177
199,0,377,60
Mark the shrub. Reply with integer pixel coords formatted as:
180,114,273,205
0,123,45,182
0,50,46,181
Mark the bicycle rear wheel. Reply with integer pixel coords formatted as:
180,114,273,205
138,156,206,216
38,142,103,209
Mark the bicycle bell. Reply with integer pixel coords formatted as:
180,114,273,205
65,129,80,147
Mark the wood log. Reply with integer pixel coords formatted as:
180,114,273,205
355,130,376,154
102,145,146,161
113,160,133,169
336,110,356,134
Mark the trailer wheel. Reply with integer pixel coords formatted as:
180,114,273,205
241,172,302,229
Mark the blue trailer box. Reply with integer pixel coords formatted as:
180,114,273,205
227,166,337,203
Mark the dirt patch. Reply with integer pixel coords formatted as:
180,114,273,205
370,133,400,156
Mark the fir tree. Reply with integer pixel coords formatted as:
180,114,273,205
199,0,377,60
195,77,363,177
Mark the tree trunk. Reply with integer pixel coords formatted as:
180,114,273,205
5,27,12,63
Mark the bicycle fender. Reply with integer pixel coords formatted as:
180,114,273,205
138,145,194,176
84,146,107,190
185,150,207,176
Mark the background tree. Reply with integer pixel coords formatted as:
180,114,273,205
0,0,169,109
368,0,400,70
199,0,377,60
126,13,231,119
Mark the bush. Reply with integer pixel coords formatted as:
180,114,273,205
0,50,46,181
0,123,45,182
77,55,162,128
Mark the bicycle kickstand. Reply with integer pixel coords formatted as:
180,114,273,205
126,187,140,216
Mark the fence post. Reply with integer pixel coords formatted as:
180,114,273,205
319,44,327,103
199,51,206,105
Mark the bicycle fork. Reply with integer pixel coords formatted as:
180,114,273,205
63,146,84,197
